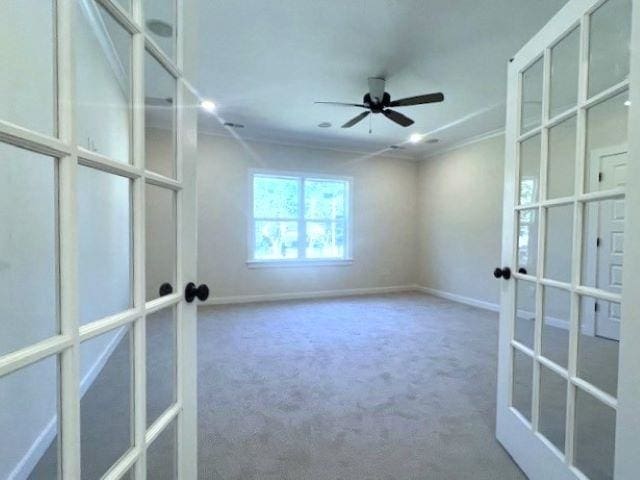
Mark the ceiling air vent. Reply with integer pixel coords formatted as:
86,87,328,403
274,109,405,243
223,122,245,129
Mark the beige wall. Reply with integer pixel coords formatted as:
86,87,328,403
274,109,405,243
197,134,419,299
417,134,506,306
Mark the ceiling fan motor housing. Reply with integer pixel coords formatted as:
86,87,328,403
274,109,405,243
364,92,391,113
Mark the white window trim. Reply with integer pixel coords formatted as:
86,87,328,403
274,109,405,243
247,168,354,267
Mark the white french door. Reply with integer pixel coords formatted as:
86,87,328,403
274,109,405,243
497,0,640,478
0,0,199,479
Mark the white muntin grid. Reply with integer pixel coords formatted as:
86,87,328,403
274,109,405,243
501,0,635,478
0,0,198,478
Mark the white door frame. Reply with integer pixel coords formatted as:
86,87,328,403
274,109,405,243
0,0,199,478
497,0,640,478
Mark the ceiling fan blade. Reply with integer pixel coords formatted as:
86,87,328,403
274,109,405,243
382,109,414,127
342,111,370,128
315,101,367,108
368,77,386,104
388,92,444,107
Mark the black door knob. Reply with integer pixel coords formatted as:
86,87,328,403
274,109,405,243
493,267,512,280
159,282,173,297
185,283,210,303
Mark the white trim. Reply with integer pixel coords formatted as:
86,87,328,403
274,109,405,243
200,285,417,306
246,258,354,268
420,127,506,161
414,286,501,312
8,327,128,480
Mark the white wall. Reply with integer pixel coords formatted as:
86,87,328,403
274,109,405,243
197,134,419,300
417,134,505,306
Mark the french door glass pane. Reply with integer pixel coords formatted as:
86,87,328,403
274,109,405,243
517,209,538,275
146,184,177,302
115,0,131,12
80,327,133,480
512,349,533,422
253,175,299,218
518,134,541,205
587,0,632,98
0,0,56,135
574,389,616,479
520,57,543,134
541,287,570,368
145,51,177,178
78,166,132,324
146,307,177,427
0,355,59,479
515,280,535,348
581,198,624,294
538,365,567,453
544,205,573,283
254,221,299,260
550,28,579,118
585,91,629,194
146,419,177,480
305,221,345,259
547,115,576,200
578,297,619,398
75,0,132,164
0,143,58,357
144,0,177,60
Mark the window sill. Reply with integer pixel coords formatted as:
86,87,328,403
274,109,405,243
246,258,354,269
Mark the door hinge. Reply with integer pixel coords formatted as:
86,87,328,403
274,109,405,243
595,302,599,312
596,237,601,247
598,172,603,182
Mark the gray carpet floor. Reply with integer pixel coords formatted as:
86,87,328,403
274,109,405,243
197,293,525,480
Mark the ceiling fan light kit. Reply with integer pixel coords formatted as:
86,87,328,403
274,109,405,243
315,77,444,129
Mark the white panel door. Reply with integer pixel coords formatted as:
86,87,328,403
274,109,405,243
0,0,200,478
496,0,640,479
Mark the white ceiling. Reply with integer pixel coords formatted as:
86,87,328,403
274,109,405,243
195,0,568,159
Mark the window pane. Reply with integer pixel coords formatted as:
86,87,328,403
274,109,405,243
144,0,177,61
512,349,533,422
80,327,133,480
305,221,345,259
0,0,56,135
147,307,177,427
574,389,616,479
78,166,132,325
519,134,541,205
538,365,567,453
544,205,573,283
0,143,58,357
254,221,298,260
547,115,576,200
76,0,132,164
542,287,570,369
304,179,346,220
588,0,631,98
253,176,299,219
146,184,176,302
1,355,60,479
521,57,543,134
515,280,535,349
517,209,538,275
549,28,579,118
145,51,176,178
146,419,177,480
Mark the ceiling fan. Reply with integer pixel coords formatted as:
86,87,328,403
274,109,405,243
315,77,444,128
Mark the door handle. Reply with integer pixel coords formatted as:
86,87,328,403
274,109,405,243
493,267,512,280
159,282,173,297
185,282,210,303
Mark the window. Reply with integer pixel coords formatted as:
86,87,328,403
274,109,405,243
249,171,352,264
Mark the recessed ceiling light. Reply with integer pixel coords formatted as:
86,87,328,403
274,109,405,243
624,100,631,107
146,19,173,38
318,122,332,128
200,100,216,112
409,133,423,144
426,138,440,144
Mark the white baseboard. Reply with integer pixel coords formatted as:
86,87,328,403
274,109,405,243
200,285,418,306
414,285,500,312
8,327,127,480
